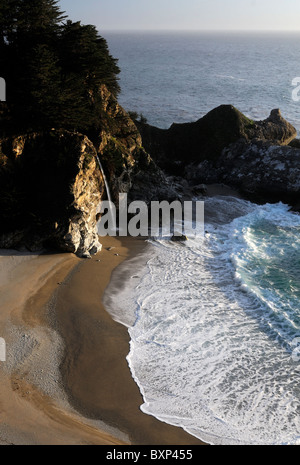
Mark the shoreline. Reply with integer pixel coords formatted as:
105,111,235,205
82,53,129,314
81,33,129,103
53,235,205,445
0,235,205,445
0,247,126,445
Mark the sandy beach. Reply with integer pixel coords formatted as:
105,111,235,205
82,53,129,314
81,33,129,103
0,235,205,445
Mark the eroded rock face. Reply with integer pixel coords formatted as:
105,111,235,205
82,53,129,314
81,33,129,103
97,84,149,201
0,130,104,256
136,104,299,207
247,109,297,145
3,99,295,254
96,84,179,205
188,139,300,206
137,106,297,175
0,87,179,255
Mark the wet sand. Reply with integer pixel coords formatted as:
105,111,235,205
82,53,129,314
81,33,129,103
54,236,205,445
0,235,205,445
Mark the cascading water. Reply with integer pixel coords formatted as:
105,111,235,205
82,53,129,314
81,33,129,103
96,154,117,234
96,154,112,203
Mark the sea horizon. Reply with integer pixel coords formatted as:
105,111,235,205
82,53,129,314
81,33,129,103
2,2,300,446
104,30,300,132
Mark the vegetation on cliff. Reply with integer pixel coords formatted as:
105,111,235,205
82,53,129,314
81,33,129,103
0,0,120,134
0,2,169,255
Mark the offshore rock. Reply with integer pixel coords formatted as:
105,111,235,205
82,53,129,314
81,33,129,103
0,130,104,256
137,106,297,175
171,233,188,242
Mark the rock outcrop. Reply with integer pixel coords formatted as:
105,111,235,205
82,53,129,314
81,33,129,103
137,105,300,207
2,96,297,256
137,106,297,175
0,86,178,255
0,130,104,257
95,84,179,205
247,109,297,145
188,139,300,206
96,84,146,200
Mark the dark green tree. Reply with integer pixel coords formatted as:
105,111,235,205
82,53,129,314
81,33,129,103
58,20,120,131
0,0,66,130
28,43,63,127
2,0,66,46
60,21,120,97
0,0,120,134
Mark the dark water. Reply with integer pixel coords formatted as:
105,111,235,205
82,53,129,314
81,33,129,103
105,31,300,131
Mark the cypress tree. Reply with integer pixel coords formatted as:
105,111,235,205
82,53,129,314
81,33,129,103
60,21,120,96
28,43,63,128
0,0,120,134
58,20,120,131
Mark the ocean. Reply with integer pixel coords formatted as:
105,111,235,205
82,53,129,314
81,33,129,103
103,32,300,445
105,31,300,131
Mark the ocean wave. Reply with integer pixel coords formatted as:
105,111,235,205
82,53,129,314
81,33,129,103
215,74,246,81
123,198,300,445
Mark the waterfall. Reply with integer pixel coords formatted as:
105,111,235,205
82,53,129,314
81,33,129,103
96,154,117,235
96,155,112,203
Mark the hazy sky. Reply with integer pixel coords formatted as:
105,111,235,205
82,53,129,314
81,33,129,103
59,0,300,32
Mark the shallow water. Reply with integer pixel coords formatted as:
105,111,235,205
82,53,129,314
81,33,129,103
105,198,300,445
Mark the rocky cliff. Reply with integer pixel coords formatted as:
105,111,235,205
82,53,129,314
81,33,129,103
137,106,297,175
0,130,104,257
1,96,299,256
137,106,300,207
191,139,300,206
95,85,177,204
0,86,175,256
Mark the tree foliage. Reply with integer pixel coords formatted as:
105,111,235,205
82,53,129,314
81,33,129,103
0,0,120,133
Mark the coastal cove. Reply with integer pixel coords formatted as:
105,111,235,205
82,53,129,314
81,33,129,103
2,3,300,445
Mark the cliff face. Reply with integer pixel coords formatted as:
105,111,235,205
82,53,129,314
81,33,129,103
137,106,297,175
3,91,297,256
137,105,300,207
97,85,153,201
95,85,178,204
0,85,173,256
0,130,104,256
191,139,300,206
180,108,300,206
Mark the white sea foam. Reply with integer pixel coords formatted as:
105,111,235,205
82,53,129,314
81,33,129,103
215,74,246,81
105,197,300,445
